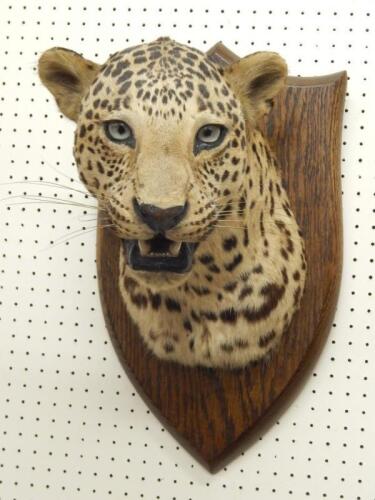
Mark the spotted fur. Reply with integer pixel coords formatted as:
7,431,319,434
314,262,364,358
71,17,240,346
38,38,306,368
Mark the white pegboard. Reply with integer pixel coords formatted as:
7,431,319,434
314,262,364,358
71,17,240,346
0,0,374,499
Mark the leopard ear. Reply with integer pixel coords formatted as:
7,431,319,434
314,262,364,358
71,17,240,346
224,51,287,125
38,47,102,121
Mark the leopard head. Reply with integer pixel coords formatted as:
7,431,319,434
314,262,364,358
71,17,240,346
38,38,286,290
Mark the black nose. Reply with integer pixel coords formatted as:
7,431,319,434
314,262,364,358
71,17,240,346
133,198,188,232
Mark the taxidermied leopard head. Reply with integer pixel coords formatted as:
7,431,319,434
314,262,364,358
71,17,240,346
38,37,287,291
39,38,306,367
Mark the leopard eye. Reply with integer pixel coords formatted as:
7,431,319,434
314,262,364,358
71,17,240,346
104,120,135,147
195,124,227,154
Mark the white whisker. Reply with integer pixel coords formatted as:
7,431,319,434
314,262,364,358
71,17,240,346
0,180,95,199
75,212,100,222
52,222,115,244
42,160,82,186
5,199,100,210
216,219,246,223
37,223,116,253
217,211,246,215
212,225,246,229
215,201,245,207
38,227,98,252
3,194,100,210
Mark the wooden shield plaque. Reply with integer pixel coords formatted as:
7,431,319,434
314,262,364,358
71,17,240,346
96,43,346,470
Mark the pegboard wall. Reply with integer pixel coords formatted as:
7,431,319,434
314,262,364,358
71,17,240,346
0,0,374,499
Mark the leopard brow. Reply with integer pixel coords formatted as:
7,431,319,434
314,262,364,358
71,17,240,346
194,112,230,128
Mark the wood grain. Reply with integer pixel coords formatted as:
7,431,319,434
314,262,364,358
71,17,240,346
96,43,346,471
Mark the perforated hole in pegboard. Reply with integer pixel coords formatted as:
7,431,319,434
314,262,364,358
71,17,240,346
0,0,374,499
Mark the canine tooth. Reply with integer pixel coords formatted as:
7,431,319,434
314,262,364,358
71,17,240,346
169,241,182,257
138,240,150,256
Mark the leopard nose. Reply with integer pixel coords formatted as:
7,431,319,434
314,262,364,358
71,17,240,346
133,198,188,232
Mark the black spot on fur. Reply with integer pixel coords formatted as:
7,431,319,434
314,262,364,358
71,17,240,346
224,253,243,272
182,57,194,67
116,69,134,84
92,81,104,96
239,286,253,301
130,292,148,309
243,284,285,322
281,248,289,261
219,308,237,323
183,319,193,332
221,85,229,96
135,79,147,88
282,267,289,285
221,170,229,181
79,125,86,138
223,235,237,252
164,342,175,353
198,83,209,98
220,343,234,353
208,264,220,274
235,339,249,349
243,227,249,247
112,60,130,77
199,61,211,77
118,81,132,94
191,285,210,296
149,291,161,310
201,311,217,321
124,276,138,292
165,297,181,312
252,143,262,165
223,281,237,292
134,56,147,64
79,171,87,185
199,254,214,265
258,330,276,348
96,161,104,174
149,50,162,60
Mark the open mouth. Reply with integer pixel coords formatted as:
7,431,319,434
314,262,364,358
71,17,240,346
122,234,198,273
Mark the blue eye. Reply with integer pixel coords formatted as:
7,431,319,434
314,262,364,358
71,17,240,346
194,124,227,154
104,120,135,147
